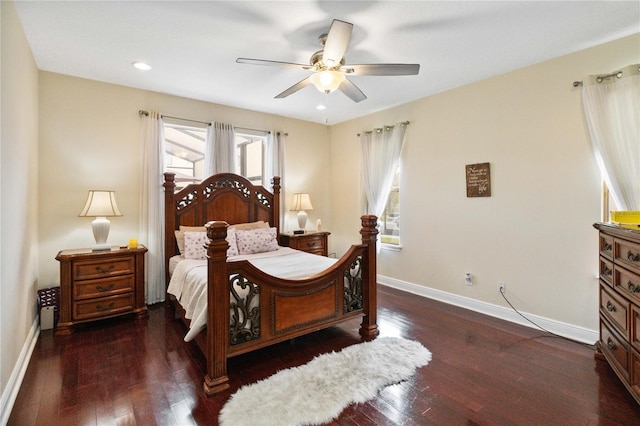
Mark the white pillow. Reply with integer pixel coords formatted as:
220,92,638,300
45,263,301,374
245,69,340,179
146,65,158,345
183,229,238,259
235,227,279,255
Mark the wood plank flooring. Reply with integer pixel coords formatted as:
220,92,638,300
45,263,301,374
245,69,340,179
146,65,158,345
9,285,640,425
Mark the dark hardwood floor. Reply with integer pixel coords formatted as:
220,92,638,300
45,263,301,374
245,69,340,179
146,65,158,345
9,285,640,425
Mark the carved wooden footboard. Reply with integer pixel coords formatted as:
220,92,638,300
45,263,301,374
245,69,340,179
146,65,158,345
202,216,379,395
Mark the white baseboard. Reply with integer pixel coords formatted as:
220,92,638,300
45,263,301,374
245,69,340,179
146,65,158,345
0,319,40,425
378,275,598,345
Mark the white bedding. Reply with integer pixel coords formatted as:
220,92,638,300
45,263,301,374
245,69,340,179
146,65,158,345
167,247,338,342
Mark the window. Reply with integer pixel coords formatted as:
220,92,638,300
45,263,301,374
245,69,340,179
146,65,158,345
164,122,207,183
163,122,265,188
380,165,401,246
235,132,265,186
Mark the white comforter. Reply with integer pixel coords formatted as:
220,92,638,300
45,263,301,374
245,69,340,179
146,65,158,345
167,247,337,342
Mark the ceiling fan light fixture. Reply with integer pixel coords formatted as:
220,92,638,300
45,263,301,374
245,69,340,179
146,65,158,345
309,70,345,93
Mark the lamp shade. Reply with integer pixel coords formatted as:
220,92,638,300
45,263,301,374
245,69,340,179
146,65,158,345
309,70,345,93
290,193,313,211
79,190,122,251
78,190,122,217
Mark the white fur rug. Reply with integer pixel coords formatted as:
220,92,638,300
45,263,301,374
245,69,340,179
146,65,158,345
219,337,432,426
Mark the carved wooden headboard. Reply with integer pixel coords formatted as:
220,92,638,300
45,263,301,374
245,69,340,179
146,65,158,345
163,172,281,276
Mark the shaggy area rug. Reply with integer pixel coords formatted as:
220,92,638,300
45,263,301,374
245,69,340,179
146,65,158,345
219,337,432,426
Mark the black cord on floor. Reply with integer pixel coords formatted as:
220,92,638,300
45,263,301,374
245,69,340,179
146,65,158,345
499,287,594,349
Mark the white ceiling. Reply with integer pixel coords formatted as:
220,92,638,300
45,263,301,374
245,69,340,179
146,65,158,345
13,1,640,125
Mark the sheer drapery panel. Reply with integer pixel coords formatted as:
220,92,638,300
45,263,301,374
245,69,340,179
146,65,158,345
361,122,407,218
582,64,640,211
205,122,237,175
139,111,166,304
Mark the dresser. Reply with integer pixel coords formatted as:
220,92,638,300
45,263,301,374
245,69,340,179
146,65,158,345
55,246,148,335
279,231,330,256
594,222,640,405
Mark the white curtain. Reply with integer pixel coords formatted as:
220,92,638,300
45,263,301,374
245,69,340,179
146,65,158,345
205,122,237,175
264,131,286,227
139,111,165,304
582,64,640,210
361,122,408,217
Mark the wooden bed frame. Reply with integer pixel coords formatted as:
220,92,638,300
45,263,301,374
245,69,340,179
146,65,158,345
164,172,379,395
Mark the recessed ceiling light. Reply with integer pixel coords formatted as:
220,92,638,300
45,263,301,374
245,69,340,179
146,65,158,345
132,61,152,71
316,104,326,110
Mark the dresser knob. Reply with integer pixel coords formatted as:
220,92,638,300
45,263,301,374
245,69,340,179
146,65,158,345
628,281,640,294
628,251,640,263
606,337,617,351
606,301,617,312
96,302,115,312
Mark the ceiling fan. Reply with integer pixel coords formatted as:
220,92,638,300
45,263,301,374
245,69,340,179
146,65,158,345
236,19,420,103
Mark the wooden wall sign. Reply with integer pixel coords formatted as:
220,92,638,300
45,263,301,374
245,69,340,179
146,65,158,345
466,162,491,197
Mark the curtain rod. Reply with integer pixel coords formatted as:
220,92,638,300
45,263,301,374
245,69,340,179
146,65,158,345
138,110,286,135
357,120,410,137
572,64,640,87
138,110,211,125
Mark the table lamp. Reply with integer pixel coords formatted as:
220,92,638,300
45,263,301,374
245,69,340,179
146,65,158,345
291,193,313,232
79,190,122,250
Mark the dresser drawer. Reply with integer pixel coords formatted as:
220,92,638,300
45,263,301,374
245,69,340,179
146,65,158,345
632,306,640,352
615,238,640,275
601,319,630,380
73,293,135,321
614,265,640,304
73,256,135,280
600,233,614,260
73,275,135,301
631,348,640,396
600,257,614,287
601,284,629,336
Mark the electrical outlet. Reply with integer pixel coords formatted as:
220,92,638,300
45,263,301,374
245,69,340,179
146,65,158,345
498,281,506,293
465,273,473,286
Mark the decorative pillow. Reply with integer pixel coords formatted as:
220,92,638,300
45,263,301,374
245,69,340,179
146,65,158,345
175,225,206,254
229,221,270,231
183,231,208,259
235,227,279,255
182,229,238,259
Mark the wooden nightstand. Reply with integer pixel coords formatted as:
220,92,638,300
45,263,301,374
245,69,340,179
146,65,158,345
279,231,330,256
55,245,148,335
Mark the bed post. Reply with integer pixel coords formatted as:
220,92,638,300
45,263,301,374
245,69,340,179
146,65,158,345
203,221,231,395
271,176,281,234
163,173,176,290
359,215,380,339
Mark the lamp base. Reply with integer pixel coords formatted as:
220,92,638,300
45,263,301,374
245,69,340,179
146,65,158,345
91,243,112,251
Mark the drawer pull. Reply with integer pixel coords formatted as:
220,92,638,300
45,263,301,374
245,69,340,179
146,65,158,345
96,264,115,274
306,241,317,247
627,281,640,294
603,265,613,277
628,250,640,263
95,302,115,312
96,283,115,292
606,337,617,351
606,301,617,312
603,241,612,252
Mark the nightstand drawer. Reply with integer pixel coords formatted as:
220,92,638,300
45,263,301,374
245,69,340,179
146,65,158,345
74,275,135,300
279,232,330,256
73,293,135,321
74,257,135,280
600,257,614,287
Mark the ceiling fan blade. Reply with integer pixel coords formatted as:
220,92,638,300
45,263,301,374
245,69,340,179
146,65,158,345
322,20,353,67
275,77,312,99
342,64,420,76
339,78,367,103
236,58,310,70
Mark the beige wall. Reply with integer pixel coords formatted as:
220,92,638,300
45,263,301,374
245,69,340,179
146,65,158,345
1,0,40,415
38,73,332,286
330,33,640,332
